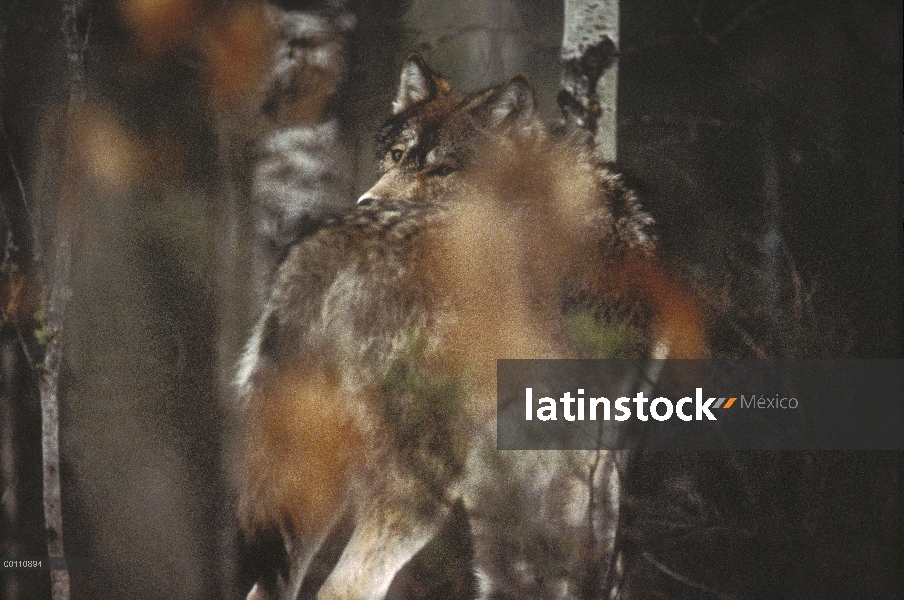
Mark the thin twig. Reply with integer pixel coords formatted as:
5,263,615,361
2,133,40,265
642,551,738,599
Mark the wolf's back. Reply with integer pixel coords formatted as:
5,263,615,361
247,199,441,378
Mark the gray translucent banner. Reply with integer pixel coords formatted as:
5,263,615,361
496,359,903,450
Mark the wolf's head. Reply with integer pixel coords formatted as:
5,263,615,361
358,53,543,204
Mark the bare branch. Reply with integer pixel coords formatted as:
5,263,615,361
642,551,738,599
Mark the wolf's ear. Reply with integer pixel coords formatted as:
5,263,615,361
473,74,536,130
392,53,435,115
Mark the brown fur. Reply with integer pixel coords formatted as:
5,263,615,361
239,362,362,536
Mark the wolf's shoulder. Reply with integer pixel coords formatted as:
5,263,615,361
295,198,442,254
270,198,442,298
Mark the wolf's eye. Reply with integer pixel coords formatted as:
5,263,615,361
390,149,405,162
429,164,455,177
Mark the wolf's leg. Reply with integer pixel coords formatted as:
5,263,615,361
468,450,618,600
245,582,272,600
243,508,346,600
279,513,345,600
315,498,449,600
464,449,564,600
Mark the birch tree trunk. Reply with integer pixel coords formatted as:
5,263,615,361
211,3,357,594
560,1,624,594
36,0,88,597
248,4,357,306
560,0,619,160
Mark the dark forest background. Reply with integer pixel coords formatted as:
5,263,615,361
1,0,901,598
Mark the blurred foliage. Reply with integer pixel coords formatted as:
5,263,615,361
566,310,647,359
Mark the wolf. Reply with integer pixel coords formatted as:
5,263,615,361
235,54,707,600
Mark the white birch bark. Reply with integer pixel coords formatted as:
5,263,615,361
561,1,624,594
560,0,619,160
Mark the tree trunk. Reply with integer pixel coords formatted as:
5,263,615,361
35,1,89,597
560,1,624,595
560,0,620,160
